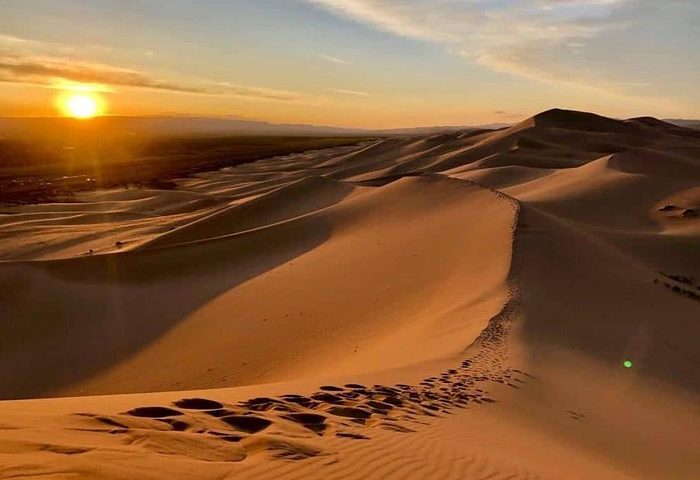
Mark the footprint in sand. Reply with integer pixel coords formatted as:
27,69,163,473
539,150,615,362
221,415,272,434
127,406,183,418
282,413,327,433
173,398,223,410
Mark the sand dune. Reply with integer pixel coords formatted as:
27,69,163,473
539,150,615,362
1,108,699,479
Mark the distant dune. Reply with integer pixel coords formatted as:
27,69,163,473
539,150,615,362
0,108,698,479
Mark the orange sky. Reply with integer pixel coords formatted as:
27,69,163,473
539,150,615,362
0,1,697,127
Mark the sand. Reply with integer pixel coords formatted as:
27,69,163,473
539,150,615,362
0,108,699,479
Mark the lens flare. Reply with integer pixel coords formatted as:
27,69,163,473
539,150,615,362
623,360,633,368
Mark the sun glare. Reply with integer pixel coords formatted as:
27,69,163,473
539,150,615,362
59,92,104,119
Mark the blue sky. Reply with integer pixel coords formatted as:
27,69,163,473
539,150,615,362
0,0,697,127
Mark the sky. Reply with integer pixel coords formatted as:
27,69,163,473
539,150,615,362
0,0,697,128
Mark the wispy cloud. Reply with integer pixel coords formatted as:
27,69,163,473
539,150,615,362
319,54,352,65
0,55,204,93
0,33,149,57
328,88,369,97
0,53,305,101
306,0,672,104
616,81,650,87
0,32,311,102
215,81,304,101
0,34,33,45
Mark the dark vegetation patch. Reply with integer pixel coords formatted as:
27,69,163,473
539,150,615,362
0,135,372,204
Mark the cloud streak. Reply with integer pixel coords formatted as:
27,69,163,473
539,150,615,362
0,34,33,45
319,54,352,65
328,88,369,96
0,54,304,101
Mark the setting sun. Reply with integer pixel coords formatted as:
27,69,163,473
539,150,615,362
59,93,104,119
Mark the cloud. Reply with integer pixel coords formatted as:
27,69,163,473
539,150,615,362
328,88,369,96
0,54,304,101
0,33,309,102
305,0,668,102
0,33,147,57
306,1,459,42
537,0,628,6
0,55,204,93
616,81,650,87
319,54,352,65
0,34,33,44
214,81,303,101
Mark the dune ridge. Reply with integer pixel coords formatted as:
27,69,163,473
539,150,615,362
0,109,699,479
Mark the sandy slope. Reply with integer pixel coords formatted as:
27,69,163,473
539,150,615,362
1,109,699,479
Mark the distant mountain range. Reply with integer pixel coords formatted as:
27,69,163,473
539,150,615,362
0,116,368,140
664,119,700,130
0,116,512,141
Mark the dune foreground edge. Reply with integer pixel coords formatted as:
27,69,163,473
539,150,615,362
0,109,699,479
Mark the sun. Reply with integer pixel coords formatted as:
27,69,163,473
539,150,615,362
59,93,104,119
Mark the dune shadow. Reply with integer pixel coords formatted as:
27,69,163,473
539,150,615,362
0,214,332,399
